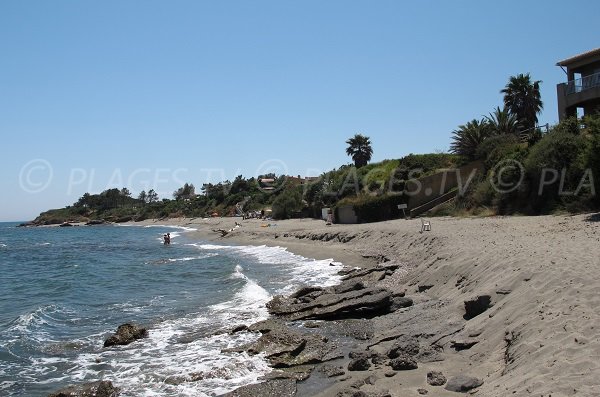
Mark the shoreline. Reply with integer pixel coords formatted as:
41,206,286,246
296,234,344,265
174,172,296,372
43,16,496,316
126,213,600,396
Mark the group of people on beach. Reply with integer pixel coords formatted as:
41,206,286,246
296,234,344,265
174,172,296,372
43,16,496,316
163,233,171,245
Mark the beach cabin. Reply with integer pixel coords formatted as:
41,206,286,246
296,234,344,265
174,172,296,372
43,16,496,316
557,47,600,120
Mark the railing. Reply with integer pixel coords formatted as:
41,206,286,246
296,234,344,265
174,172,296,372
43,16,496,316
565,72,600,95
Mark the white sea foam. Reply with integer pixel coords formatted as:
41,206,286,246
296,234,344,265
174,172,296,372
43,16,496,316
143,224,198,232
195,243,344,291
0,243,7,248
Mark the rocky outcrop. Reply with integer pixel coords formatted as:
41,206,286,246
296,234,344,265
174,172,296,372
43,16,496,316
389,355,418,370
48,380,119,397
266,268,411,321
103,324,148,347
227,319,342,368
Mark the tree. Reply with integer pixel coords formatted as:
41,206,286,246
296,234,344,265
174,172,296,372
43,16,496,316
486,107,520,135
173,183,196,200
147,189,159,203
138,190,147,204
272,188,302,219
345,134,373,168
501,73,543,131
450,119,491,159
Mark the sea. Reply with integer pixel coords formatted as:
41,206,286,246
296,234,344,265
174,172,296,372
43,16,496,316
0,222,343,396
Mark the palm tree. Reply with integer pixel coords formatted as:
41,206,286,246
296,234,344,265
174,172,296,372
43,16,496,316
345,134,373,168
450,119,491,159
501,73,543,131
486,107,520,135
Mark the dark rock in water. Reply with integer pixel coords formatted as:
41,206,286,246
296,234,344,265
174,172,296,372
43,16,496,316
444,375,483,392
463,295,492,320
427,370,447,386
230,325,248,334
347,357,371,371
221,379,297,397
389,355,418,370
59,222,74,227
387,336,420,358
103,324,148,347
48,380,119,397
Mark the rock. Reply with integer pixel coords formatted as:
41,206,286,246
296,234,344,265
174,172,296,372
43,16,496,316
289,286,323,300
418,284,433,292
384,370,396,377
463,295,492,320
230,325,248,334
334,280,365,294
389,355,418,370
389,296,413,311
444,375,483,392
348,357,371,371
267,287,394,321
427,371,447,386
231,323,339,368
221,379,297,397
303,321,321,328
103,324,148,347
48,380,119,397
371,353,387,365
387,336,420,358
415,347,444,363
451,338,479,351
320,364,345,377
417,389,429,395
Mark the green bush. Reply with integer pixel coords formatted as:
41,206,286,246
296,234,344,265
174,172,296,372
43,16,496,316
272,188,303,219
336,194,407,223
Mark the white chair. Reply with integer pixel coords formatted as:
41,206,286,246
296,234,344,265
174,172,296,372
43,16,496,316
421,219,431,232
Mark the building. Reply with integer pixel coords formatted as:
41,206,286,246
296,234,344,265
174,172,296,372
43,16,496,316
556,47,600,120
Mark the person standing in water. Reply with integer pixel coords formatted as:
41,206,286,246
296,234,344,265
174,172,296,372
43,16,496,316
163,233,171,245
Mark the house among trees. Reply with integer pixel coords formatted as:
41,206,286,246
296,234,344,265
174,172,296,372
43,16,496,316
557,47,600,120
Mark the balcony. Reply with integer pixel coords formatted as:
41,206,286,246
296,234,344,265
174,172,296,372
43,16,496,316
564,72,600,95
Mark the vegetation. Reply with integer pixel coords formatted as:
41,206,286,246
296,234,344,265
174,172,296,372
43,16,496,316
501,73,543,132
345,134,373,168
30,72,600,225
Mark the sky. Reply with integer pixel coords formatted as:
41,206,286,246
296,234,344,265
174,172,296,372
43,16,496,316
1,0,599,221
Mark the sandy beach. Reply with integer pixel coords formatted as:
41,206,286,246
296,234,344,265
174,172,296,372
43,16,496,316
130,213,600,396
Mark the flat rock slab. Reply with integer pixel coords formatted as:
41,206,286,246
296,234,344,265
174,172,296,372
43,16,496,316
444,375,483,392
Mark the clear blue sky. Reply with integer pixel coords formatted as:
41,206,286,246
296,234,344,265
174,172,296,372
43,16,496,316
1,1,598,221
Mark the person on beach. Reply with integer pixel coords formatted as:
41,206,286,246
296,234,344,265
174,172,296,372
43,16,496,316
163,233,171,245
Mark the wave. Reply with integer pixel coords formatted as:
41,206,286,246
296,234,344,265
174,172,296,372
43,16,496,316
143,224,198,232
194,243,344,291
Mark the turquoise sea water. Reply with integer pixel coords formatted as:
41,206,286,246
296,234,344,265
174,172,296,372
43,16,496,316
0,222,342,396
